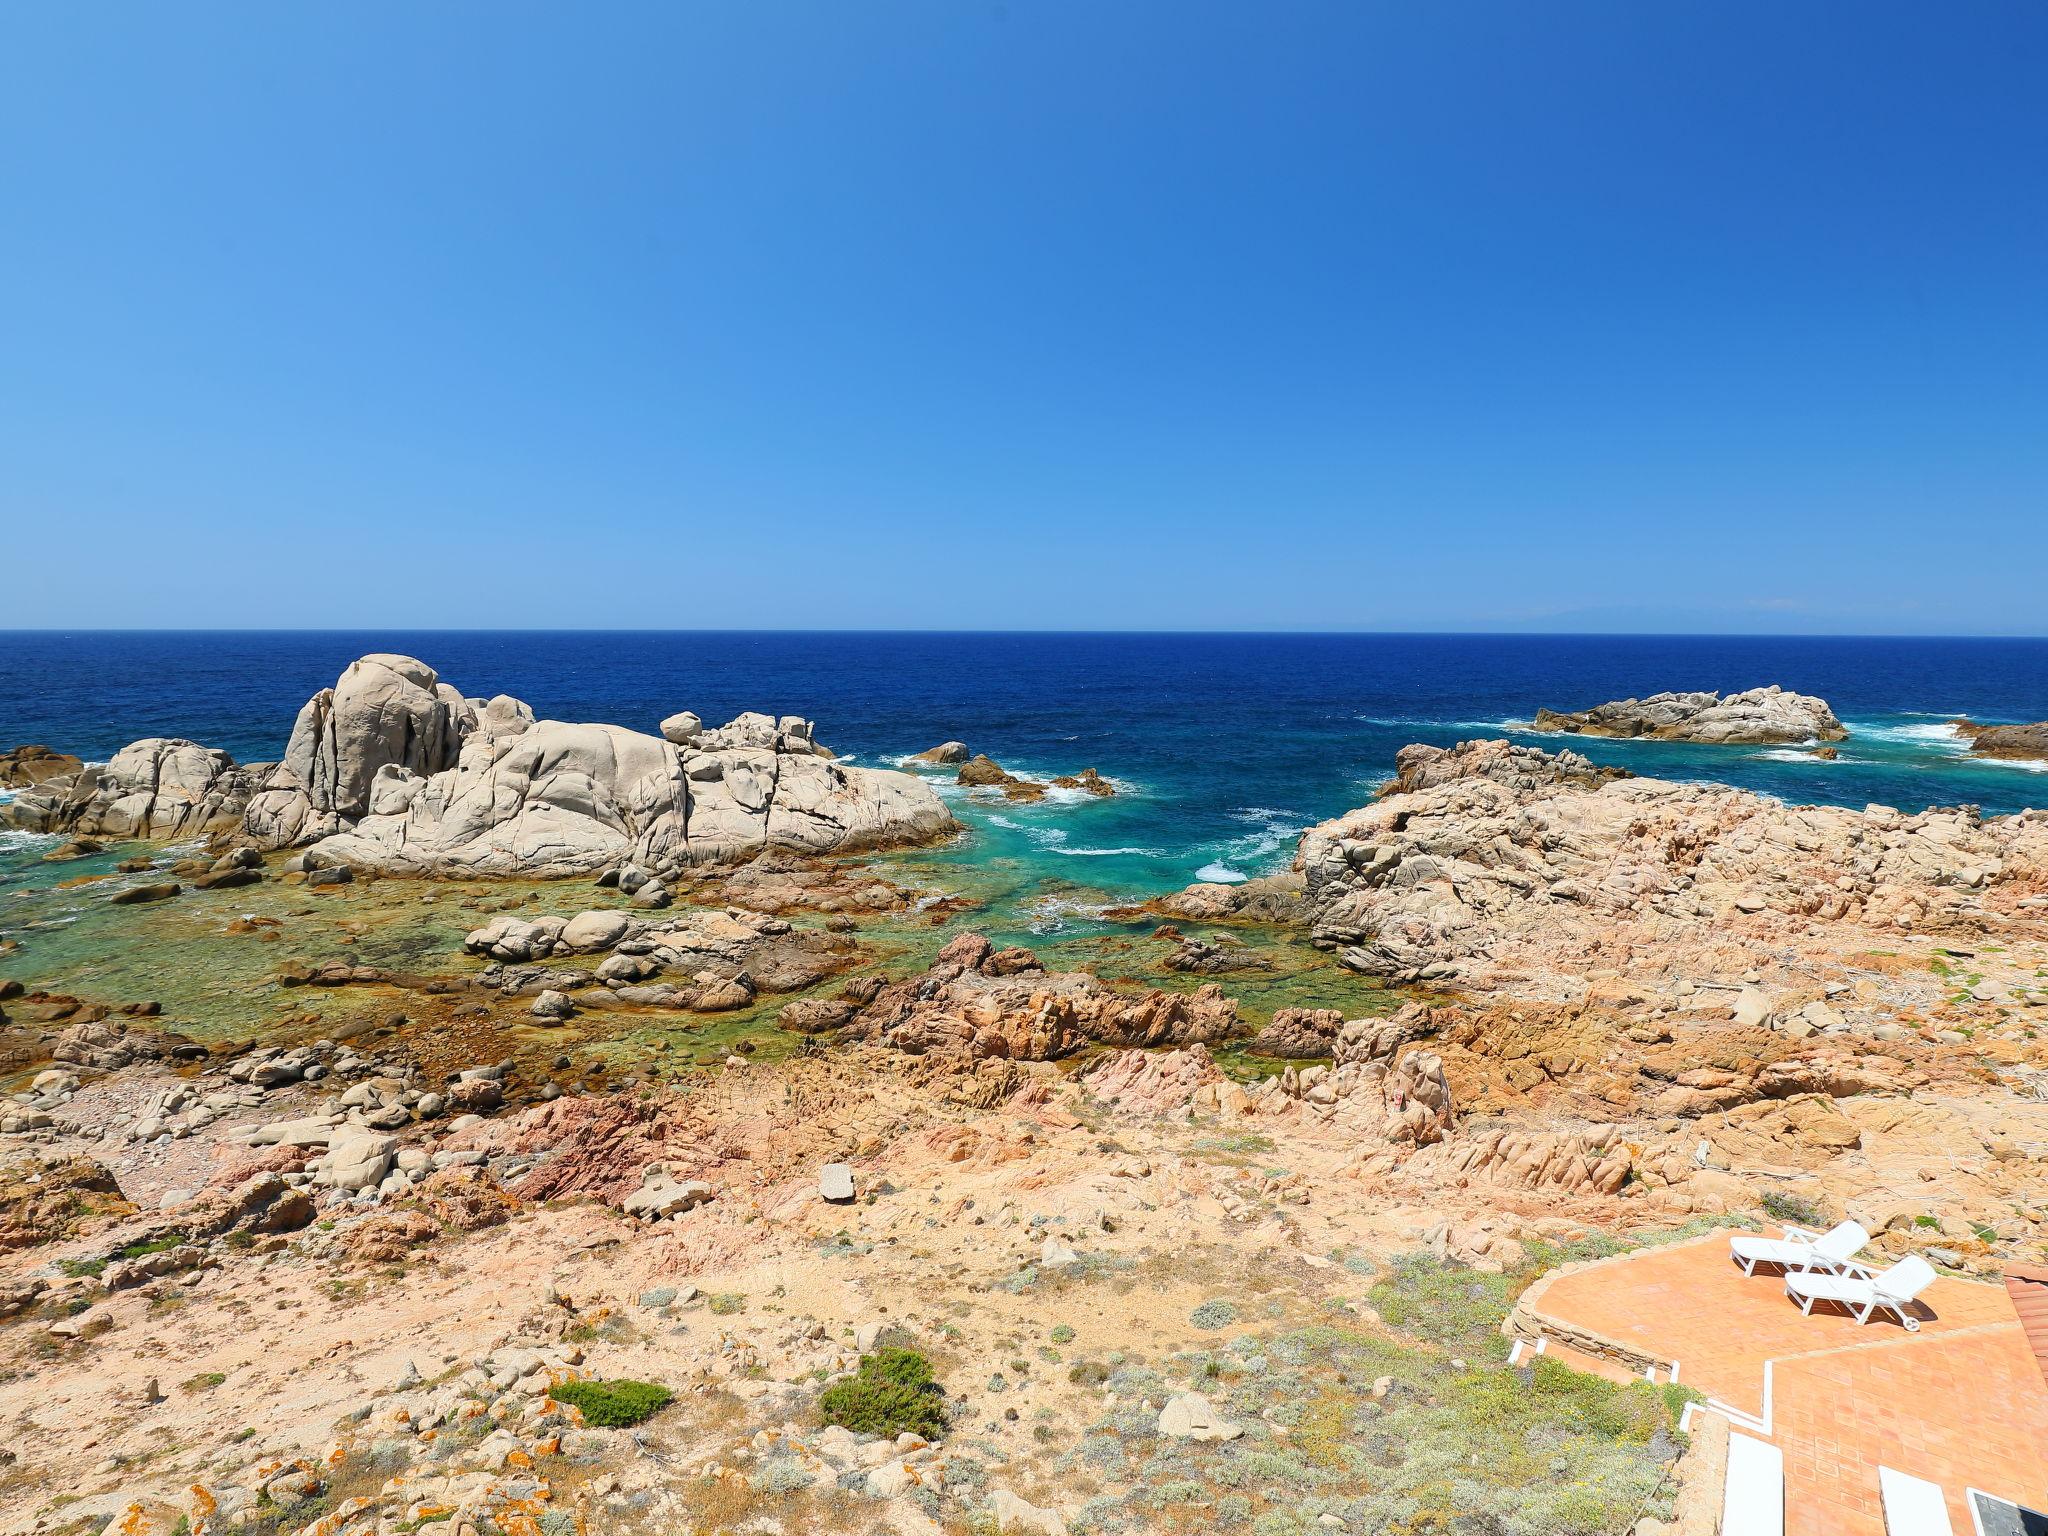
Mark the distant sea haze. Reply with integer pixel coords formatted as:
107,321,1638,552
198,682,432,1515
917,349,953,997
3,631,2046,901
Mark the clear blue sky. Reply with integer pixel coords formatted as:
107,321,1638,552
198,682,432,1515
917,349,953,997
2,4,2042,632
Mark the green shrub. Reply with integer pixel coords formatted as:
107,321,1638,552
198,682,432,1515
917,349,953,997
1190,1300,1239,1331
818,1348,949,1438
1760,1191,1827,1228
547,1377,674,1428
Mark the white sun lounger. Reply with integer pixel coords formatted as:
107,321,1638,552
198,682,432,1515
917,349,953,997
1730,1219,1869,1277
1784,1255,1938,1331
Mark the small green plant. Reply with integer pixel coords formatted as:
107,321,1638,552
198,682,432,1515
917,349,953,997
182,1371,227,1393
706,1291,746,1315
1049,1323,1075,1344
547,1378,674,1428
1915,1214,1941,1229
1189,1299,1239,1331
817,1348,949,1438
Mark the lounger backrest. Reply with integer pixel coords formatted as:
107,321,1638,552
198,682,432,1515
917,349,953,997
1813,1221,1869,1263
1875,1255,1938,1302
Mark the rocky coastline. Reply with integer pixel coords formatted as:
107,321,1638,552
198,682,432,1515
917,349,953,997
6,700,2048,1536
3,653,957,876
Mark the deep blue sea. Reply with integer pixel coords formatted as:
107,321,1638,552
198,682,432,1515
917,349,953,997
4,632,2047,917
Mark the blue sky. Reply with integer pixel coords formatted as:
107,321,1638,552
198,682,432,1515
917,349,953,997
2,4,2042,632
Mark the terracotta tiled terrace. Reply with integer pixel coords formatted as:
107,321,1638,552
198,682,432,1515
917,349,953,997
1517,1231,2048,1536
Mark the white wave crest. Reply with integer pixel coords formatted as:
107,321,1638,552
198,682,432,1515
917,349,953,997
1848,720,1967,750
1195,862,1249,883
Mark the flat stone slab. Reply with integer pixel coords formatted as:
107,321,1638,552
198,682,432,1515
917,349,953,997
818,1163,856,1202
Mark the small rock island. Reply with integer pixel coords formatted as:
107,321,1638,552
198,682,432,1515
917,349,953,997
1531,684,1847,744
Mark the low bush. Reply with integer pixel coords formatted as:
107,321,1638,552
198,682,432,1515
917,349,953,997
1760,1190,1828,1228
547,1377,674,1428
818,1347,949,1438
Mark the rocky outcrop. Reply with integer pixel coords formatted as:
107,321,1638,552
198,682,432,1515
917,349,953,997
7,654,955,874
1294,738,2048,992
1146,870,1308,926
297,697,950,876
1954,719,2048,763
1247,1007,1344,1058
464,902,853,1010
1531,685,1847,744
1427,1125,1633,1196
957,755,1046,802
0,744,82,788
0,738,265,840
241,654,474,845
954,755,1115,802
848,933,1240,1061
1084,1044,1226,1114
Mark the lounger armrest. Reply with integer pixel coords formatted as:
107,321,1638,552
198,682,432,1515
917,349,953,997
1836,1259,1878,1280
1776,1225,1822,1244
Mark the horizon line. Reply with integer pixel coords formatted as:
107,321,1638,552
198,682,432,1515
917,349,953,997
3,626,2048,643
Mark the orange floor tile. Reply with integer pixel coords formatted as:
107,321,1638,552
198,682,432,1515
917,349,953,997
1522,1231,2048,1536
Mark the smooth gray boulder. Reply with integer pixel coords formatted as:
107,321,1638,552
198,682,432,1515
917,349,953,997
317,1131,398,1191
244,654,472,845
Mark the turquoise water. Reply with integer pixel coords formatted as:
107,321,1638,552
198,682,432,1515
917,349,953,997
5,631,2047,951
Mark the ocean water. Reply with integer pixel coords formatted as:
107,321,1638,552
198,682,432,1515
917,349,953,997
4,631,2047,924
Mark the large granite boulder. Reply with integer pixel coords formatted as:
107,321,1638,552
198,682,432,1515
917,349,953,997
243,654,473,846
1532,685,1847,744
0,739,262,839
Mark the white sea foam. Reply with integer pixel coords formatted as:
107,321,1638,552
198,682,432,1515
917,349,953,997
1041,784,1098,806
1025,895,1113,933
1357,716,1521,733
1753,748,1838,764
1195,862,1249,884
1848,719,1968,750
1052,845,1164,858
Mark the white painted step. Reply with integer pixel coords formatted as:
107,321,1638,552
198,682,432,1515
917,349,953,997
1725,1432,1785,1536
1879,1467,1954,1535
